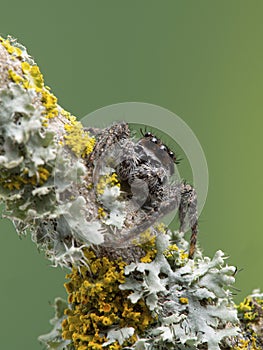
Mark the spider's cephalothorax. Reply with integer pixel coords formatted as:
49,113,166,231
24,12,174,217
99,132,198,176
87,122,198,259
140,130,180,166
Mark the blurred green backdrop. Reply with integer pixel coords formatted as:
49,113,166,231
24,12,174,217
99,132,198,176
1,1,263,349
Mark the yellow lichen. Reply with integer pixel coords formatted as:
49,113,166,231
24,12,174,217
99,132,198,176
180,250,189,260
244,311,257,321
41,89,58,120
153,222,166,234
238,297,253,312
0,166,50,191
62,249,155,349
162,237,189,268
3,37,59,128
96,173,120,196
97,207,107,219
21,61,44,92
163,243,179,258
179,297,189,305
0,37,22,57
38,166,51,183
131,229,157,263
9,64,44,93
140,250,155,263
233,336,261,350
8,69,23,84
234,295,263,350
64,120,96,158
61,108,77,124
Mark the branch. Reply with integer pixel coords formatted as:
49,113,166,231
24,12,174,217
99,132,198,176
0,36,262,350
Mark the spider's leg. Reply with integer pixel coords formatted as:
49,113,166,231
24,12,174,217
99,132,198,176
88,122,130,163
179,182,198,259
115,140,142,181
117,182,182,245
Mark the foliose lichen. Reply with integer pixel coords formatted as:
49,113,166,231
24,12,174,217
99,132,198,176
0,36,103,267
233,290,263,350
39,228,240,350
1,36,261,350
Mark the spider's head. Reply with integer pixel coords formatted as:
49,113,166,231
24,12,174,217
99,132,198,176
137,133,176,176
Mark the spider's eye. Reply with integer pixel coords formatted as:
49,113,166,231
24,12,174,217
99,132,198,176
144,131,152,137
160,144,167,151
151,137,158,144
168,150,175,159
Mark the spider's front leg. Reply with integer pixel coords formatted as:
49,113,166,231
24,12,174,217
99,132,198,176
179,182,198,259
87,122,130,163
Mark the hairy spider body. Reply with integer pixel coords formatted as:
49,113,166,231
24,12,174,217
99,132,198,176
88,122,198,258
88,122,131,162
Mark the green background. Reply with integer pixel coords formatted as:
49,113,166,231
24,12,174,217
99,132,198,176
1,1,263,349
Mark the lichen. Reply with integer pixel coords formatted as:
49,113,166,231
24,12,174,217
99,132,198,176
8,61,58,126
0,82,57,221
93,169,128,230
38,297,72,350
132,229,157,263
39,229,241,350
1,36,262,350
0,36,101,265
64,120,96,157
120,230,239,349
0,36,23,57
61,248,155,350
233,290,263,350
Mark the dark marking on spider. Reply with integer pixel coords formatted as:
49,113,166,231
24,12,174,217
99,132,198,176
88,122,198,259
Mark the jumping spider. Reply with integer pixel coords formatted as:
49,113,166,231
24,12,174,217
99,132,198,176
87,122,198,259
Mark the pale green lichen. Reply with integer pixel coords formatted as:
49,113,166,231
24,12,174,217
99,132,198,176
0,37,103,266
39,230,240,350
38,298,72,350
1,36,59,128
0,83,57,219
120,231,239,350
43,248,155,350
1,36,262,350
96,171,126,229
